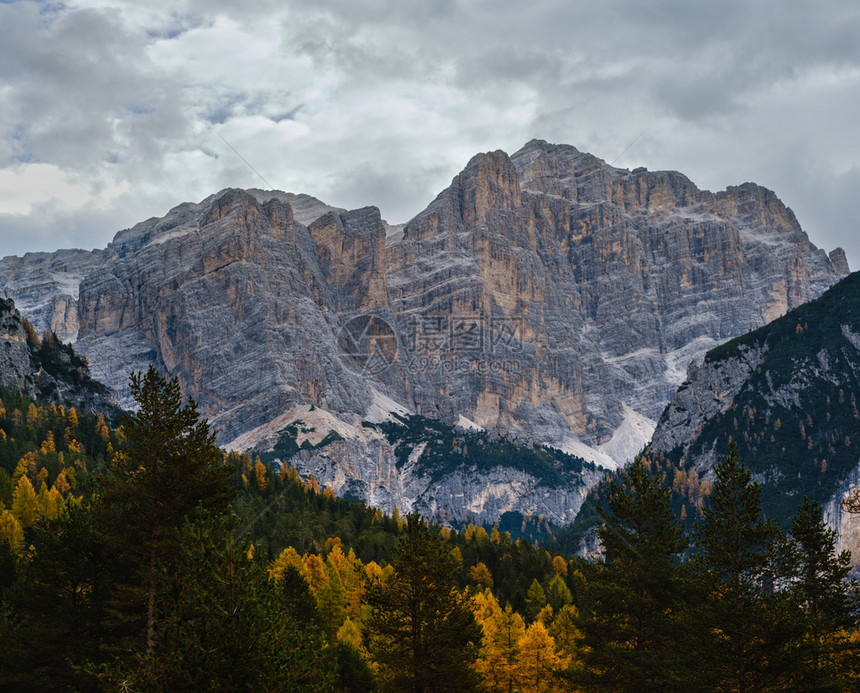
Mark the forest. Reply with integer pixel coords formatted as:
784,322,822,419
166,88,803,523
1,367,859,692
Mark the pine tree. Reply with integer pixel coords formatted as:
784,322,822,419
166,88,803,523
545,573,573,612
549,604,581,679
690,442,800,691
0,499,116,691
525,578,547,621
364,513,481,693
579,457,688,692
102,366,234,656
110,511,335,692
790,497,860,690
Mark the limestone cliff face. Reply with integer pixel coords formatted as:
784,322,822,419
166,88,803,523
72,189,388,436
0,140,850,524
0,297,118,414
0,297,31,392
381,140,847,456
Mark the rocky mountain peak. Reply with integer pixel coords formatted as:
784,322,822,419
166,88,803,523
830,248,850,275
0,140,851,525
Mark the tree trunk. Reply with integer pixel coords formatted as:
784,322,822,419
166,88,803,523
147,545,157,654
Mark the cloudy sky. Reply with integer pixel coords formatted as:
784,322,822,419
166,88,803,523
1,0,858,268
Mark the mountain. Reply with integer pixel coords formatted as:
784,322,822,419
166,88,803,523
0,140,849,524
0,296,118,415
646,271,860,556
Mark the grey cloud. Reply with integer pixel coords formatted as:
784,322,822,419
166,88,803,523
0,3,183,171
1,0,859,269
326,163,453,225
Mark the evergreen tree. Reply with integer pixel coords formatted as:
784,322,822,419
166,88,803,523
0,539,15,603
690,443,800,692
525,578,547,621
364,513,481,693
0,499,115,691
101,366,234,655
545,573,573,612
790,497,860,690
108,511,335,692
579,457,688,692
330,640,378,693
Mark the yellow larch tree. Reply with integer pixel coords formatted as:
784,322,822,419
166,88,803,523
254,459,268,492
364,560,386,584
96,412,110,442
0,509,24,553
54,471,71,494
12,474,38,527
41,430,55,453
47,486,65,519
302,552,328,594
36,481,51,519
472,589,502,628
468,561,494,589
475,603,525,692
337,617,363,650
515,620,564,692
26,402,40,428
268,546,304,582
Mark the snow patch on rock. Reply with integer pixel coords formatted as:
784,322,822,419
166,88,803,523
599,406,656,466
455,414,484,432
223,403,371,453
553,437,618,471
364,389,412,423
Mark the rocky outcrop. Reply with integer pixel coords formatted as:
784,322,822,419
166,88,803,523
0,297,32,392
0,297,118,414
646,272,860,557
287,426,599,526
823,464,860,572
226,400,600,526
0,140,850,524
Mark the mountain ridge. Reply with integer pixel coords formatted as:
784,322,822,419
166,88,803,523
0,139,849,524
646,270,860,557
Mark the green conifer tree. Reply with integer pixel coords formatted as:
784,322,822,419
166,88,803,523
364,513,481,693
525,578,547,622
0,499,115,691
690,443,800,692
579,457,688,692
790,497,860,690
102,366,234,656
109,511,335,692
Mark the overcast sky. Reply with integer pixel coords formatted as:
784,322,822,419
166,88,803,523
1,0,858,268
